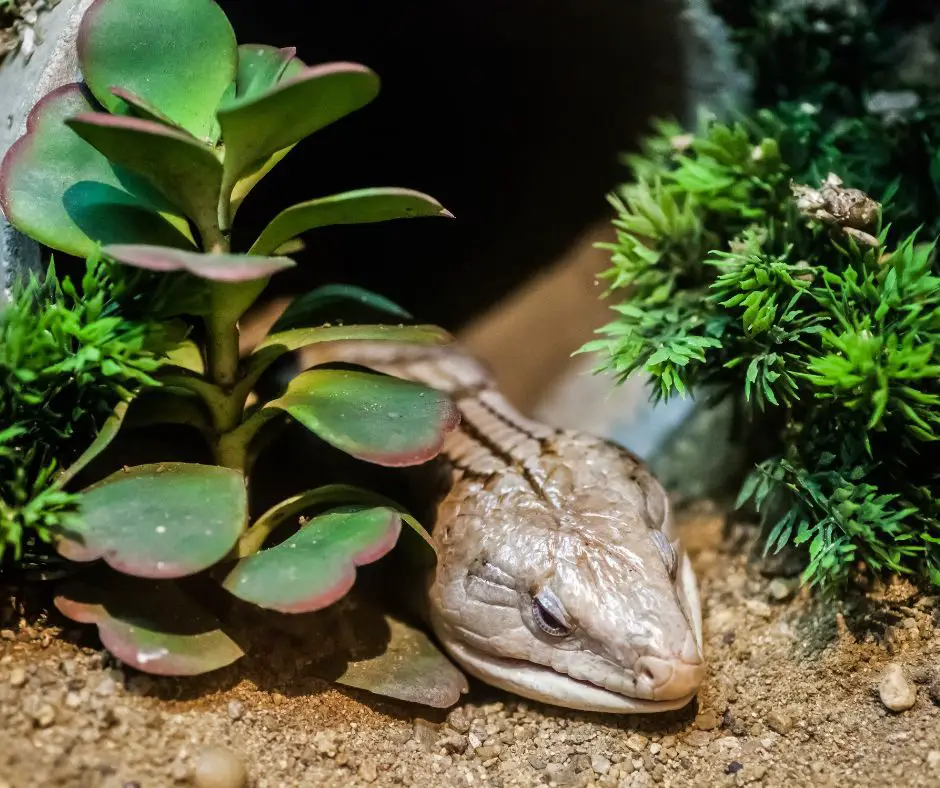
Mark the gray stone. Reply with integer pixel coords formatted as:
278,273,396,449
0,0,92,307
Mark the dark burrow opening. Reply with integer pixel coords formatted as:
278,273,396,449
218,0,688,330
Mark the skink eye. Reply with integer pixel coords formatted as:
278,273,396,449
532,589,571,637
652,530,679,580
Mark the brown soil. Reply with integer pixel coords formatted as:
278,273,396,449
1,507,938,788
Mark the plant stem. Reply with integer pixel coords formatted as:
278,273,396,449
206,307,241,393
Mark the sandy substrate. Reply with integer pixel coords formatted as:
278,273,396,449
1,506,938,788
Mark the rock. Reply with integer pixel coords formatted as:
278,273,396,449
745,599,772,619
474,744,501,760
312,731,338,758
927,751,940,772
591,754,611,774
192,747,248,788
767,578,797,602
625,733,649,753
447,707,471,734
440,734,469,755
1,0,94,305
413,719,438,752
878,663,916,712
527,755,547,770
683,730,712,748
8,667,26,688
226,701,244,721
358,760,379,783
694,710,720,730
32,703,56,728
765,711,793,734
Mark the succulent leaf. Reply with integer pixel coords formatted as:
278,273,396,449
103,245,294,283
272,284,413,332
265,369,459,467
0,85,195,258
223,507,401,613
250,188,453,256
246,323,454,383
55,573,243,675
66,113,224,243
218,62,380,198
56,463,248,579
335,614,468,708
234,44,298,101
78,0,237,141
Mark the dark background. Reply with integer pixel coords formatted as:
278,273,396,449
219,0,686,329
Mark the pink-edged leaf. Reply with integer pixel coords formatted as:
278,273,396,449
226,51,308,218
223,507,401,614
110,87,185,129
55,573,244,676
245,323,454,385
78,0,237,141
57,463,248,579
218,62,379,191
234,44,298,101
66,113,223,242
335,615,468,708
272,284,413,332
103,245,294,283
266,369,459,467
249,188,454,256
0,84,194,258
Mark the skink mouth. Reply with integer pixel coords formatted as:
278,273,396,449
443,640,702,714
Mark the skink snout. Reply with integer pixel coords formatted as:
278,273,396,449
633,632,704,701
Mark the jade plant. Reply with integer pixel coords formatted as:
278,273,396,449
0,0,464,696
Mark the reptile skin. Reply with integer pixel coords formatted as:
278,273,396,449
300,340,705,713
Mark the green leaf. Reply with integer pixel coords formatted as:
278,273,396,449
266,369,459,467
55,573,243,676
66,113,224,242
78,0,237,141
245,323,453,385
234,44,297,101
103,245,294,282
0,85,195,258
250,188,454,256
223,507,401,613
57,463,248,579
273,284,413,332
110,87,184,129
334,614,468,708
54,400,130,490
218,62,380,194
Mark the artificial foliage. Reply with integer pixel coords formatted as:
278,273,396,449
585,112,940,591
0,256,185,565
0,0,468,704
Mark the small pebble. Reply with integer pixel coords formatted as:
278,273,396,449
33,703,56,728
447,708,471,734
358,760,379,783
767,578,796,602
878,663,916,712
625,733,648,753
192,746,248,788
440,734,468,755
474,745,501,760
927,751,940,772
683,730,712,748
745,599,772,619
591,754,611,774
8,668,26,688
766,710,793,734
227,701,244,721
694,710,720,731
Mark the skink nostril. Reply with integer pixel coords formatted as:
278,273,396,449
635,656,674,689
